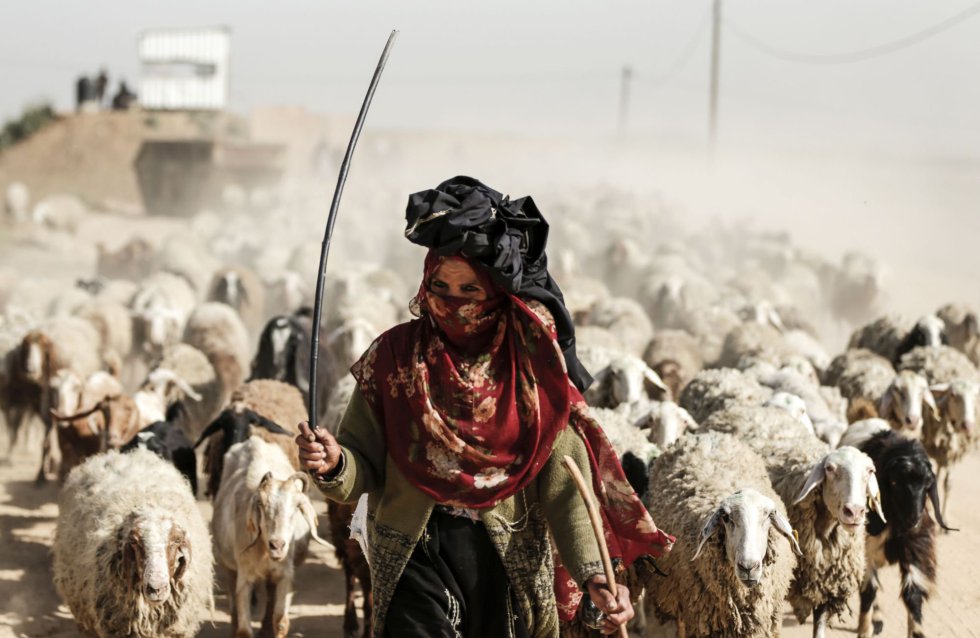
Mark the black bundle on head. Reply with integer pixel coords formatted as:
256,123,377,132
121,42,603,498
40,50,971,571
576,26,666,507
405,175,593,392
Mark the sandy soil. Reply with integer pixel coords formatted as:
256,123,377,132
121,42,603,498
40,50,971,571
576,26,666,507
2,432,978,637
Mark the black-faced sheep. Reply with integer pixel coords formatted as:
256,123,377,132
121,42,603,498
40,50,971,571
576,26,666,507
53,449,213,638
848,314,947,365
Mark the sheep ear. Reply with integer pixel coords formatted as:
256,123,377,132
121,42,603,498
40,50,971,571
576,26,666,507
691,510,721,561
923,388,939,419
769,511,803,556
793,460,827,505
246,496,259,536
680,407,700,432
878,389,894,420
258,471,274,491
644,369,670,399
867,472,886,524
299,496,332,548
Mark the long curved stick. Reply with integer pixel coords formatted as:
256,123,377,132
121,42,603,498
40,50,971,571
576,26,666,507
562,455,629,638
308,30,398,429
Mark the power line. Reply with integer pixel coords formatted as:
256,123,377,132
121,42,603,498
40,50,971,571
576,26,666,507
634,6,712,86
724,1,980,65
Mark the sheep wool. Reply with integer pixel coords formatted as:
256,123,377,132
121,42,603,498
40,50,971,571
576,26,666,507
643,431,796,638
53,449,213,638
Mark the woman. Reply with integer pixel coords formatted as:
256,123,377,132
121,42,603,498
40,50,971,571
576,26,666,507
297,177,672,637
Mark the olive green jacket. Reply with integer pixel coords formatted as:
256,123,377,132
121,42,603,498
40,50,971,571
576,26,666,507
315,387,604,638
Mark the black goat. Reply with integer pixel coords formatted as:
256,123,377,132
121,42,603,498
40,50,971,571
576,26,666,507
195,407,293,498
121,402,197,495
895,315,949,364
857,430,954,638
250,311,312,400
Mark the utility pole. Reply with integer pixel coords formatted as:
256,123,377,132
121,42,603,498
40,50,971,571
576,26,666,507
708,0,722,152
619,65,632,139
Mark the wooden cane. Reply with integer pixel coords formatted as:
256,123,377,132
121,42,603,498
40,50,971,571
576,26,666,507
562,455,629,638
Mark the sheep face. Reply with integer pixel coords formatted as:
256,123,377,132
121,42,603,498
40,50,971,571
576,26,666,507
764,392,815,436
693,489,800,588
931,380,979,434
794,446,883,531
50,369,83,417
121,512,190,606
880,371,936,433
269,318,296,378
640,401,698,448
248,471,313,562
136,307,181,355
911,315,948,349
592,359,669,408
20,333,49,383
327,320,376,372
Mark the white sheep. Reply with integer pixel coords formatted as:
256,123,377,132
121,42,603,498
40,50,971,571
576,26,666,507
763,437,884,638
764,391,816,436
3,181,30,223
207,265,267,335
579,296,654,356
679,367,771,423
212,437,329,638
826,349,936,433
920,379,980,523
584,352,670,409
936,303,978,353
131,272,198,359
642,329,704,400
136,343,221,441
716,322,794,370
642,431,801,638
32,193,87,233
182,302,251,406
53,449,213,638
632,400,700,449
156,232,220,295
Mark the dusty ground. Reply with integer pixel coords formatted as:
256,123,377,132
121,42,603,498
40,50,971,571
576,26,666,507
2,431,978,637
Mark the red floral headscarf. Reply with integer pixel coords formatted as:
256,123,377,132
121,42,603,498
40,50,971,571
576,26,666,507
351,251,674,620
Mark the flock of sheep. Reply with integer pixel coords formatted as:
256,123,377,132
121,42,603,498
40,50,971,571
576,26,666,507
1,179,977,638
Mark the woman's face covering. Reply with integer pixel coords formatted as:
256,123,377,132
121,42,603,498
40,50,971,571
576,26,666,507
428,259,492,301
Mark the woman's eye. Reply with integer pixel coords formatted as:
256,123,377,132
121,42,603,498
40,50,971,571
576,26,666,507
462,285,480,293
431,280,447,289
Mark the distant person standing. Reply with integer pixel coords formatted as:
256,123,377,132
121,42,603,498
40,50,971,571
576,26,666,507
94,68,109,107
111,80,137,111
75,75,97,112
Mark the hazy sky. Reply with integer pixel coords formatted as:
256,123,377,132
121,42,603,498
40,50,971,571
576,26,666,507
2,1,979,159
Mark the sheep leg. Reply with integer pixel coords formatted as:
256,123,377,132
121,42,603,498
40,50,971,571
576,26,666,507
900,561,928,638
343,559,358,638
270,576,292,638
940,466,951,526
225,569,240,636
258,579,276,637
235,575,254,638
360,569,373,638
812,603,828,638
857,569,880,638
676,618,687,638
